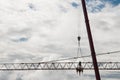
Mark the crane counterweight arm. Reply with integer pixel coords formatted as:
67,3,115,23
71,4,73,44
0,62,120,71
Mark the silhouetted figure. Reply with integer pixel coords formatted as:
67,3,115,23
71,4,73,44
76,62,83,75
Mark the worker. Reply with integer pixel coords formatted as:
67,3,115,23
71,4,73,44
76,61,83,75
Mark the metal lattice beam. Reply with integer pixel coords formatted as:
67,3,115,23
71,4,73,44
0,62,120,71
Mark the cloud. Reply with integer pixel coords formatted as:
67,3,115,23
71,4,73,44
0,0,120,80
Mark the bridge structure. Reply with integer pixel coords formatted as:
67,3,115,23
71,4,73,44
0,62,119,71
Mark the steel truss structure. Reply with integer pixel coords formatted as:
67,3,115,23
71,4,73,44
0,62,120,71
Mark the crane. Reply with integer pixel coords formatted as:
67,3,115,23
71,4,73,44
81,0,101,79
0,51,120,71
0,50,120,71
0,62,120,71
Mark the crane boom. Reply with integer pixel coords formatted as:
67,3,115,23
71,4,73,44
0,62,120,71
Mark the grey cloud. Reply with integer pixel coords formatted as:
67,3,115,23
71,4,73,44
58,5,68,13
28,3,36,11
87,71,120,80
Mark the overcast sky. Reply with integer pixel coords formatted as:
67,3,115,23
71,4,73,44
0,0,120,80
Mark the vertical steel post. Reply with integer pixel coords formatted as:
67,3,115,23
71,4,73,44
81,0,101,80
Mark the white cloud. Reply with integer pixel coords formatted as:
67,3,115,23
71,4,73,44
0,0,120,80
